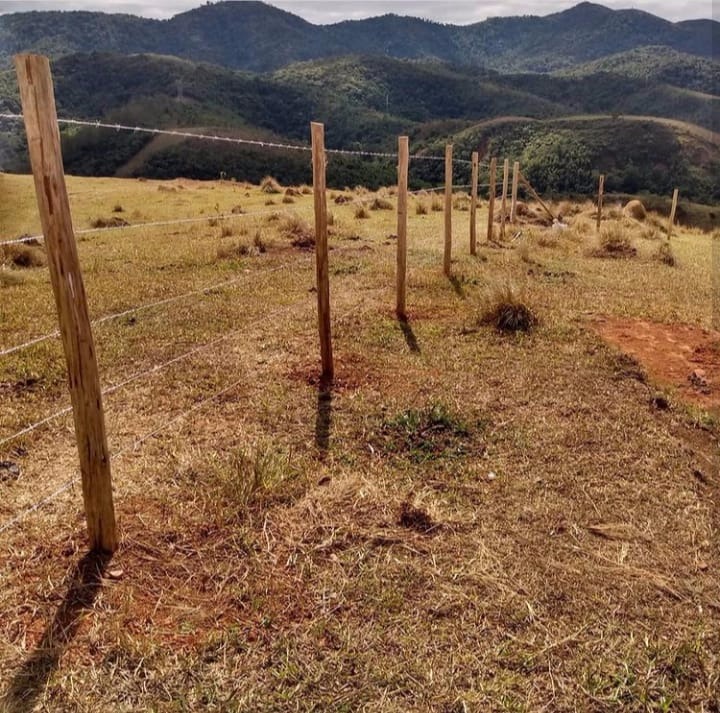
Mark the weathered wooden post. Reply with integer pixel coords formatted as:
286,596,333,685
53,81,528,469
667,188,679,239
470,151,479,255
486,157,497,243
15,54,117,552
596,174,605,234
510,161,520,223
396,136,409,318
311,121,333,381
500,158,510,240
443,144,453,276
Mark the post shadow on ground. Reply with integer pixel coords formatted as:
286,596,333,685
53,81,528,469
397,315,420,354
1,550,110,713
448,275,466,299
315,377,333,455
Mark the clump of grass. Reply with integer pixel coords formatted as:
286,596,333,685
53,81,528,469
282,213,315,249
592,223,637,258
334,194,352,205
0,268,25,287
208,217,219,227
264,211,281,223
378,403,474,463
640,225,660,240
112,203,124,213
300,185,313,195
264,198,277,206
284,187,301,197
216,241,250,260
220,224,234,238
1,243,46,268
656,241,676,266
327,211,335,227
282,195,295,204
479,284,537,332
415,200,429,216
355,204,370,220
370,196,393,211
517,240,533,263
253,231,267,254
231,205,245,214
431,195,443,212
260,176,282,194
453,194,470,212
536,233,559,249
205,444,289,517
90,216,129,229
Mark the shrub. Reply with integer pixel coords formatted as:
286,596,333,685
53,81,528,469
260,176,282,194
479,284,537,332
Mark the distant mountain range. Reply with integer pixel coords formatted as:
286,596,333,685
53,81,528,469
0,2,717,205
0,1,717,72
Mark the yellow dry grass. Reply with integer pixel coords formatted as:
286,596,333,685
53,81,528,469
0,172,717,712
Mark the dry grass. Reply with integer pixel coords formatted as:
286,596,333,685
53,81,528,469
593,222,638,258
260,176,282,194
281,212,315,249
355,204,370,220
479,283,537,332
282,195,295,204
415,200,428,216
369,196,393,211
0,268,25,286
430,195,443,212
0,243,46,268
0,173,717,712
656,240,677,266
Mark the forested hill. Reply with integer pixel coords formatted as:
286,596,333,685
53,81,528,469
0,1,717,72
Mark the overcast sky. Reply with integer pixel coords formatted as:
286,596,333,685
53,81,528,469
0,0,714,23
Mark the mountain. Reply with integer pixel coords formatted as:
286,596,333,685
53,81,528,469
0,1,717,73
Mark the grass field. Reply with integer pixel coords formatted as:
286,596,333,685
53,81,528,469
0,171,718,712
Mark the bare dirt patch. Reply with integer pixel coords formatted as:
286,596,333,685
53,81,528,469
591,316,720,408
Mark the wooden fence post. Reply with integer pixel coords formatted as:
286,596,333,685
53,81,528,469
510,161,520,224
486,157,497,243
444,144,453,276
667,188,679,239
396,136,409,318
470,151,479,255
500,158,510,240
311,121,333,381
15,54,117,553
596,174,605,234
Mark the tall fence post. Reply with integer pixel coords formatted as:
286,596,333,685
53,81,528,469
311,121,333,381
500,158,510,240
667,188,679,239
510,161,520,224
596,174,605,234
470,151,479,255
486,157,497,243
15,54,117,553
443,144,453,276
396,136,409,318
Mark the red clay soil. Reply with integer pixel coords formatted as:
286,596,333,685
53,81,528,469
591,316,720,409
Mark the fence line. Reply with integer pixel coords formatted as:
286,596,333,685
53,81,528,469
0,111,473,165
0,296,307,448
0,258,304,358
0,205,292,247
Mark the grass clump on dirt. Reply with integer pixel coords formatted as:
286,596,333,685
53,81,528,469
282,213,315,249
216,241,250,261
355,204,370,220
260,176,282,194
90,216,130,229
369,196,393,211
0,243,46,268
480,284,537,332
377,402,475,463
593,222,637,258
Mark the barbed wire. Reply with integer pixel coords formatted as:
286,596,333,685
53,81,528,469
0,112,473,165
0,258,304,358
0,205,291,247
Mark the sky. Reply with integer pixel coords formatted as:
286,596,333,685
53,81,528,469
0,0,715,23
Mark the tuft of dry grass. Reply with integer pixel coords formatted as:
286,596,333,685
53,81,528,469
282,213,315,249
369,196,393,211
260,176,282,194
431,195,444,212
231,204,245,215
90,216,129,229
355,204,370,220
220,224,234,238
454,194,471,212
656,241,677,266
216,240,250,260
0,243,46,268
479,283,537,332
415,200,429,216
593,222,638,258
112,203,124,213
282,195,295,205
0,268,25,286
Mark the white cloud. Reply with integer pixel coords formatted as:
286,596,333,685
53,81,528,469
0,0,714,22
